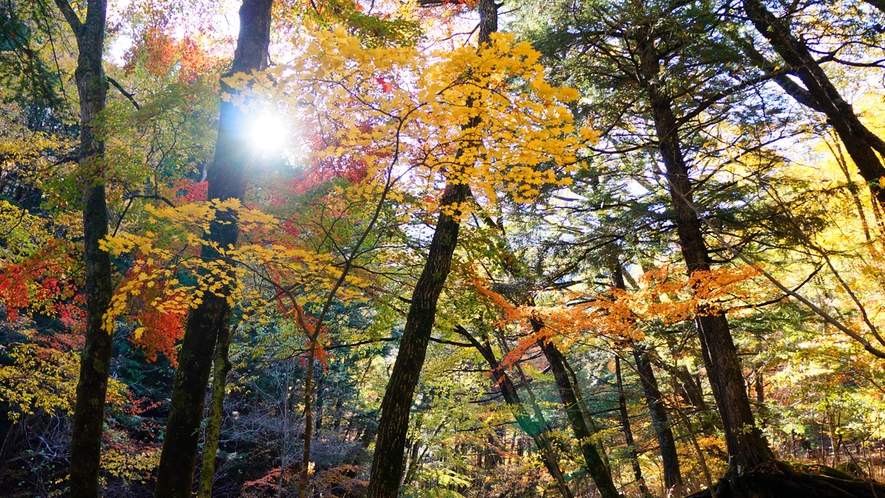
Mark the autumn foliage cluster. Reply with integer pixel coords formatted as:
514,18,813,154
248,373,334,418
3,0,885,497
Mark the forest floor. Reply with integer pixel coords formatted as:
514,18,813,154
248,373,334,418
686,461,885,498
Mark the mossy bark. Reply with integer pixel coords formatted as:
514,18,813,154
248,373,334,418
197,319,233,498
686,461,885,498
54,1,113,496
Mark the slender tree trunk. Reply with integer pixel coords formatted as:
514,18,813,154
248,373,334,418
197,319,234,498
455,326,574,498
332,397,344,431
634,20,775,475
154,1,272,495
366,181,469,498
366,3,497,496
279,363,291,498
613,265,684,494
562,352,612,471
53,1,112,496
615,356,652,498
315,371,325,435
299,345,316,498
671,399,717,498
827,408,840,466
633,347,684,496
743,0,885,205
402,435,423,487
538,334,620,498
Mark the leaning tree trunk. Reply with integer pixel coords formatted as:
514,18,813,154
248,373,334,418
365,2,496,496
743,0,885,205
153,1,272,495
537,330,621,498
613,265,685,494
52,1,113,496
455,326,574,498
365,183,469,498
634,21,776,475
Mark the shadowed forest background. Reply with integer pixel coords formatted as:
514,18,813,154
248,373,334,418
3,0,885,497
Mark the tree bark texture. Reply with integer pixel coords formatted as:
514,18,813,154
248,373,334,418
365,181,469,498
365,2,496,496
154,1,272,495
53,1,112,496
613,264,684,494
743,0,885,204
298,347,316,498
635,22,775,474
537,334,621,498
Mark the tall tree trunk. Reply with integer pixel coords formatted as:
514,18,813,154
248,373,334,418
634,21,775,475
197,319,234,498
743,0,885,205
52,1,112,496
633,347,684,496
615,356,653,498
365,2,496,496
537,333,620,498
455,326,574,498
154,1,272,495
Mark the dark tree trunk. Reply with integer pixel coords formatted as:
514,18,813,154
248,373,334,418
615,356,653,498
536,330,620,498
455,326,574,498
315,371,325,435
743,0,885,204
661,353,720,434
633,347,684,495
332,397,344,431
53,1,112,496
154,1,272,495
635,23,775,474
366,180,469,498
365,3,496,496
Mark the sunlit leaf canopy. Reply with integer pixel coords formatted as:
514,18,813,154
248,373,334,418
3,0,885,496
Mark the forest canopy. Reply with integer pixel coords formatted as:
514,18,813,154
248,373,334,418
2,0,885,497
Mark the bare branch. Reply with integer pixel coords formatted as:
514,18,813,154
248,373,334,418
107,77,141,110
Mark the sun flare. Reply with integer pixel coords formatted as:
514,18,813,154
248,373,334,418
249,113,288,152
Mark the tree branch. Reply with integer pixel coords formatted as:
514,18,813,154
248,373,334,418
53,0,83,39
107,77,140,110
